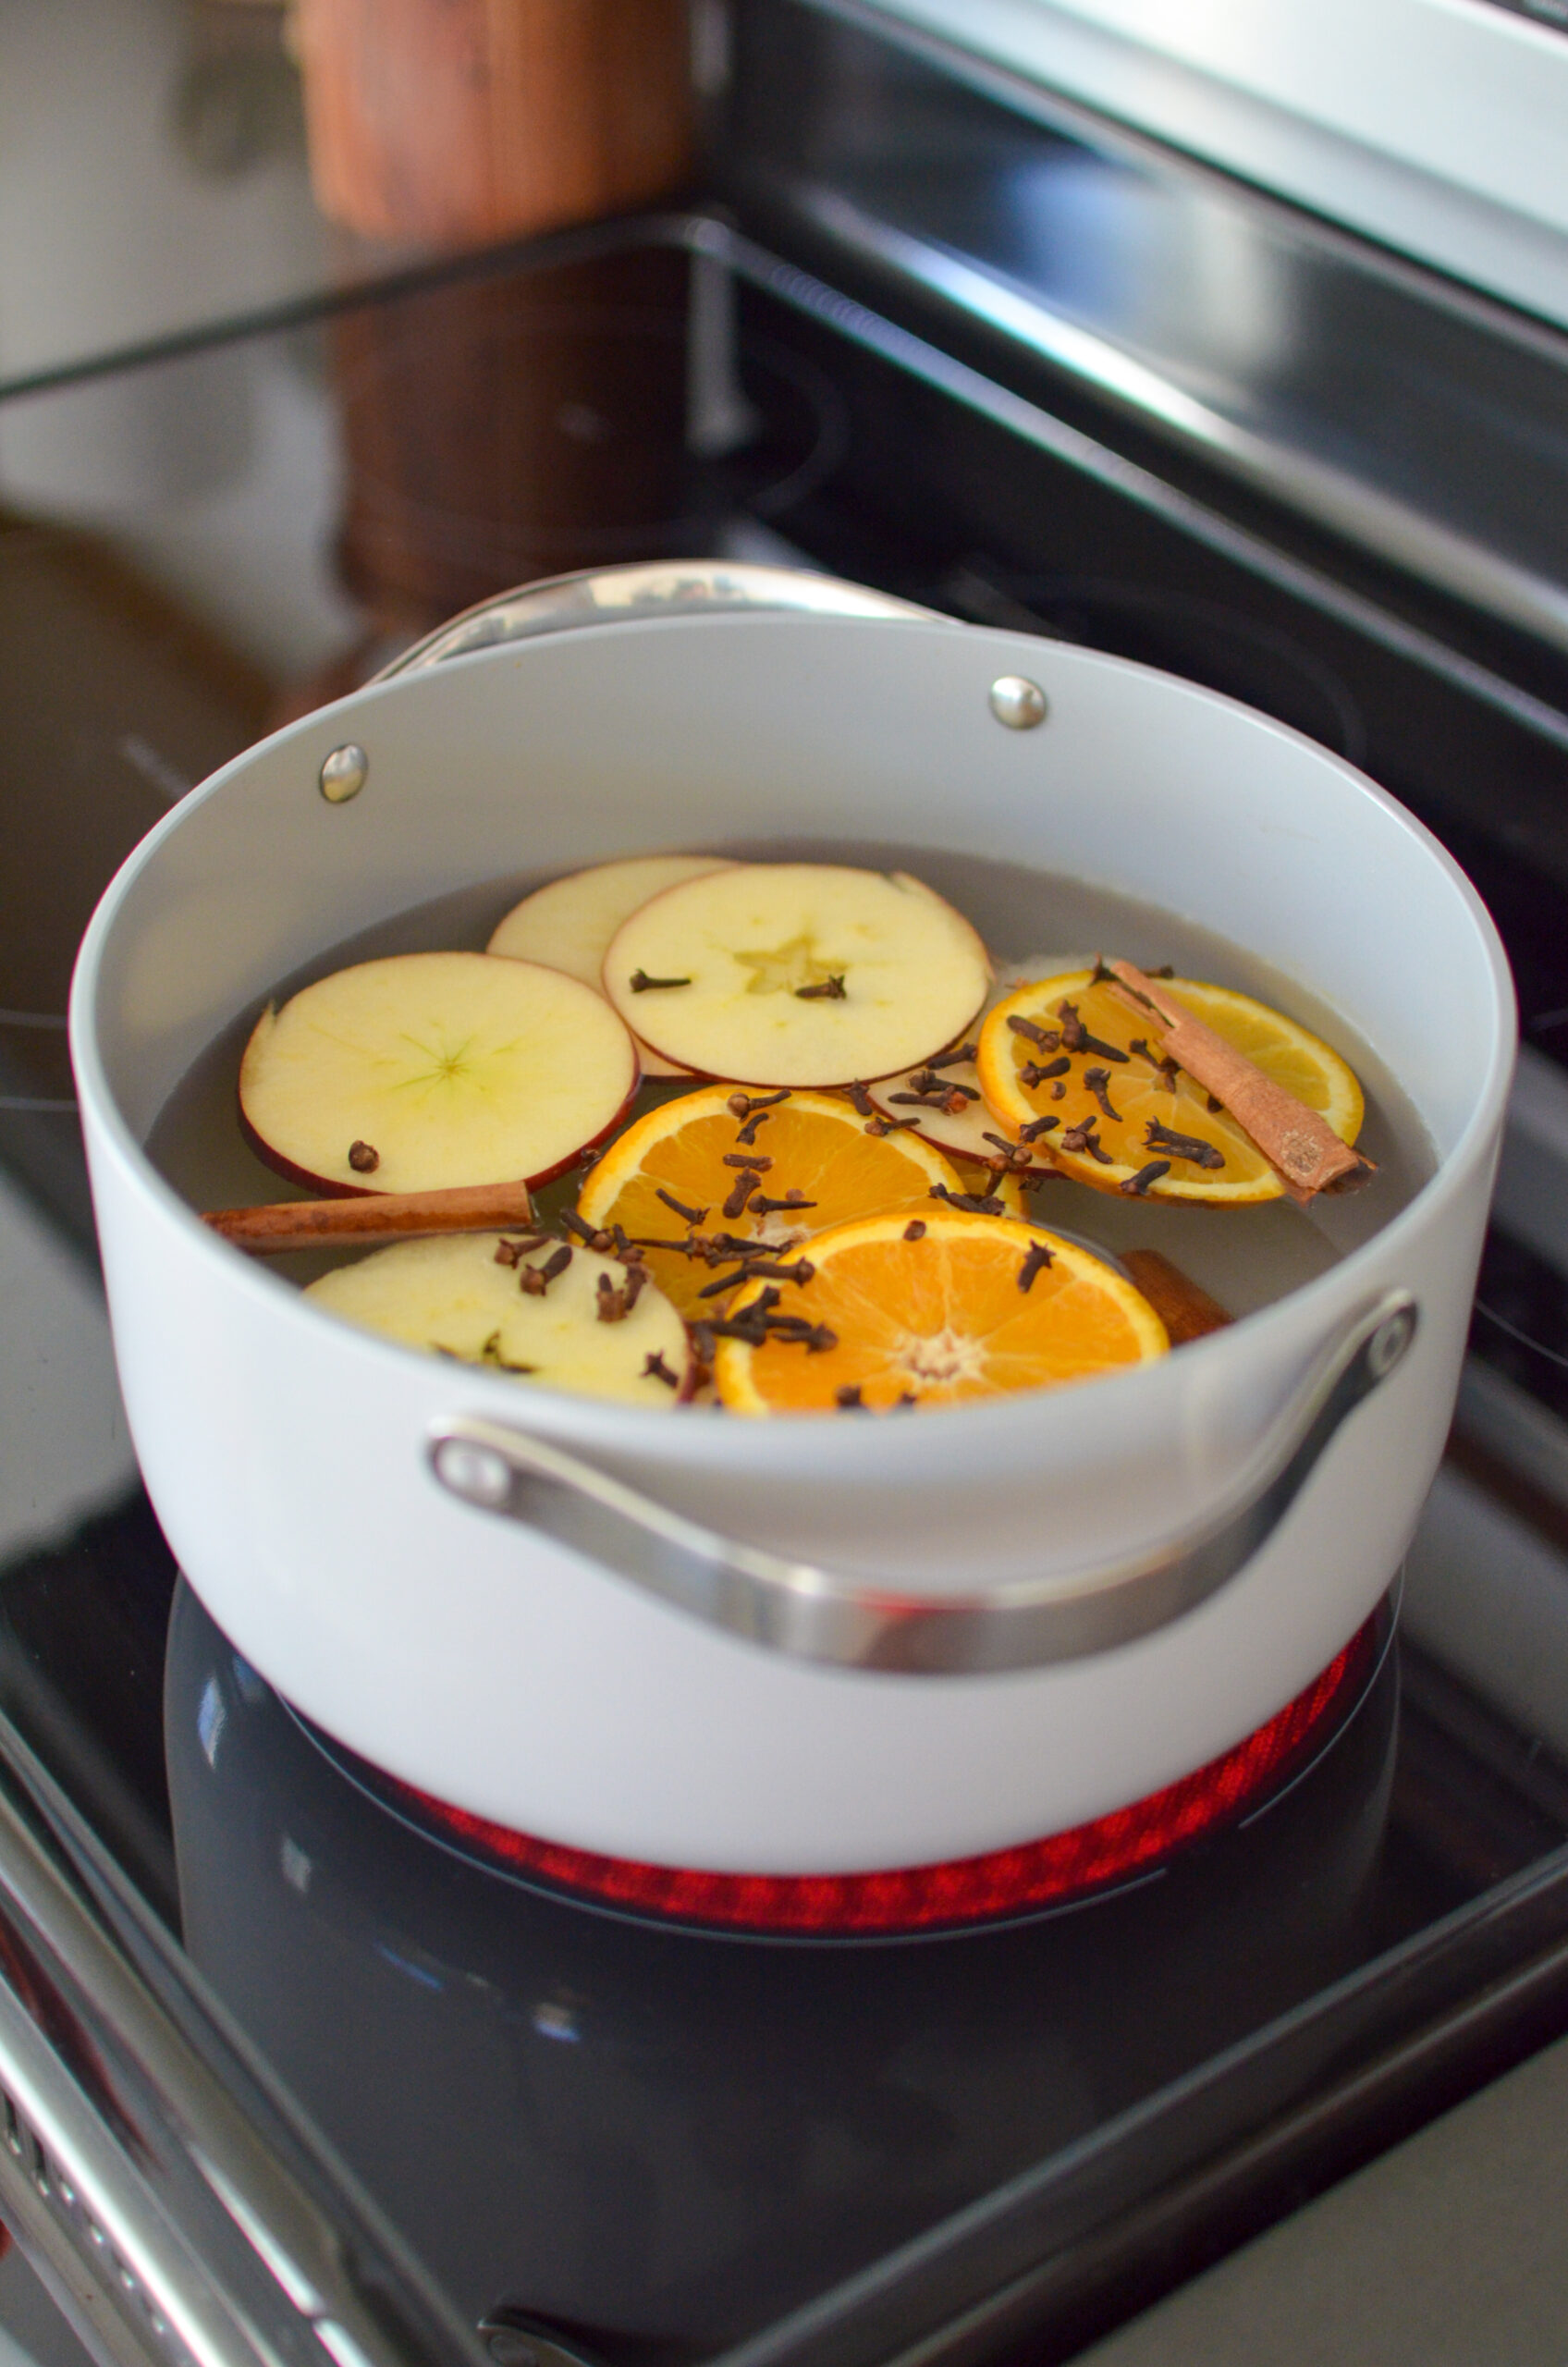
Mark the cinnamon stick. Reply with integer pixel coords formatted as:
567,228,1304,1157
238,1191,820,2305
1105,961,1372,1202
1120,1250,1233,1347
203,1180,534,1255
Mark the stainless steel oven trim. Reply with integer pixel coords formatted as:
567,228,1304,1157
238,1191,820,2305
0,1726,482,2367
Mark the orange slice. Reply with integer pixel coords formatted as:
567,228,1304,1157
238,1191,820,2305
576,1086,963,1318
975,971,1364,1204
713,1210,1169,1415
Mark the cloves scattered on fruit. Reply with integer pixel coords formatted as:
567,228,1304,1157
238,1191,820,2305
1120,1159,1171,1197
795,974,846,1000
630,970,692,992
1145,1120,1225,1170
348,1139,379,1173
1017,1239,1055,1292
656,1187,708,1227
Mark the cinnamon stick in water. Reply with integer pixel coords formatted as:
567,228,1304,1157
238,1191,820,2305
1105,961,1372,1202
1120,1250,1233,1347
203,1180,534,1255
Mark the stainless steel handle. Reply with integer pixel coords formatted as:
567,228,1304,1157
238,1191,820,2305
371,559,942,679
430,1291,1417,1674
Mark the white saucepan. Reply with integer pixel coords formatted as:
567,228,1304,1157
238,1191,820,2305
70,563,1513,1875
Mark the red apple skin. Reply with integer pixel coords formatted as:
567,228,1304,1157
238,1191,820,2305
238,1061,643,1198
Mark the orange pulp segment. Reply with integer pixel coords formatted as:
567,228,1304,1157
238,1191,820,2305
975,971,1364,1204
713,1209,1169,1414
576,1086,963,1318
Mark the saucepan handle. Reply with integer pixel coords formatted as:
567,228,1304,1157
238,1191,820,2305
371,559,943,679
428,1291,1417,1674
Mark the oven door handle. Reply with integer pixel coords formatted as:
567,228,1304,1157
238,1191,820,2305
428,1289,1416,1674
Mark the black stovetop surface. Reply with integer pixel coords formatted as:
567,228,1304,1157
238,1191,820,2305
6,184,1568,2367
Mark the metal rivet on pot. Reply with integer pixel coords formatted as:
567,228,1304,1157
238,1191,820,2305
988,675,1047,730
1366,1304,1416,1381
318,743,368,803
433,1437,513,1510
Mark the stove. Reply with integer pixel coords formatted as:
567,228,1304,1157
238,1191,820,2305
6,6,1568,2364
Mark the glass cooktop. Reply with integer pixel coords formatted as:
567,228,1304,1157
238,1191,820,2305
6,118,1568,2367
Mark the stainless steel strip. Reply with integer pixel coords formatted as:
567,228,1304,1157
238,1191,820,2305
0,1741,484,2367
430,1292,1416,1674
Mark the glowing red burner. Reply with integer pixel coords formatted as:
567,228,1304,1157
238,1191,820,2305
398,1617,1378,1936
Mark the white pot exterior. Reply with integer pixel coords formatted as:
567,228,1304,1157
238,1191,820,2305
70,605,1513,1872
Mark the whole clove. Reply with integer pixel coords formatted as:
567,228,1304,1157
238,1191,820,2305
835,1383,865,1411
1018,1113,1060,1142
728,1087,791,1117
1056,1000,1129,1061
735,1109,774,1147
1021,1056,1071,1088
1145,1120,1225,1170
1120,1159,1171,1197
348,1139,380,1173
494,1233,548,1267
931,1182,1005,1215
865,1115,921,1135
723,1152,773,1171
845,1082,876,1116
595,1272,632,1321
560,1208,613,1251
642,1350,680,1387
722,1171,761,1220
925,1043,979,1070
981,1130,1035,1171
1059,1122,1114,1163
1083,1065,1121,1122
795,975,846,1000
903,1219,926,1240
630,970,691,992
750,1190,816,1215
656,1186,708,1227
1007,1015,1060,1050
519,1244,573,1294
1017,1239,1055,1292
909,1069,978,1100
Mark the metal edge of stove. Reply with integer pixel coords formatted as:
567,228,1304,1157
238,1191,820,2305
717,0,1568,669
0,1707,483,2367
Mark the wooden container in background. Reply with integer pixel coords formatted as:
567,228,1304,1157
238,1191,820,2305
295,0,694,246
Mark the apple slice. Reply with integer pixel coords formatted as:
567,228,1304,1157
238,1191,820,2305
239,950,637,1196
603,865,991,1086
305,1233,692,1406
489,852,737,1078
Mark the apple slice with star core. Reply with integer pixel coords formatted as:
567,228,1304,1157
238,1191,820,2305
239,951,638,1196
603,864,991,1086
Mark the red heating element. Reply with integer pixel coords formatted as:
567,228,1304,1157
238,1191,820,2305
399,1617,1378,1935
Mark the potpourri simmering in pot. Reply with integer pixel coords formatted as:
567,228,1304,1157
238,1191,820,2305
179,850,1390,1417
